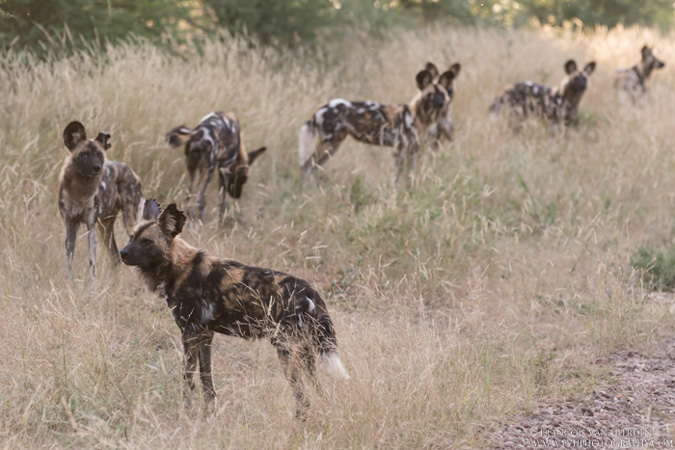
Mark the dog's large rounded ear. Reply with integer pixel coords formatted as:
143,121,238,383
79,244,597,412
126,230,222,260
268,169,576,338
165,126,193,148
159,203,186,237
449,62,461,78
247,146,267,165
564,60,578,75
95,132,111,150
63,121,87,151
425,62,439,79
438,70,456,91
142,198,161,221
416,70,433,90
583,61,596,76
642,45,651,59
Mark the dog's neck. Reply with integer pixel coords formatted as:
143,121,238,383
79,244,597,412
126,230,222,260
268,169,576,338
138,237,204,295
60,163,103,202
633,61,652,83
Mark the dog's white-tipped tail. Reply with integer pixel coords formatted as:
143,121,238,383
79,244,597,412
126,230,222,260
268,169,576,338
321,352,350,380
298,121,317,167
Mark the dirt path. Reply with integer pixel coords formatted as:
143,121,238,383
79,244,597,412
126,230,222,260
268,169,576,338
486,339,675,449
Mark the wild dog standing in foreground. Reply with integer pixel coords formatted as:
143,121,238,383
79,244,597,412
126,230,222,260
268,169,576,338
422,61,462,148
615,45,665,102
489,59,596,133
120,200,349,418
166,112,266,225
299,65,460,185
59,121,144,278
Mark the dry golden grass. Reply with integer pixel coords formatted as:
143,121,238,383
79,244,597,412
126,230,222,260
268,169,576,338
1,25,675,448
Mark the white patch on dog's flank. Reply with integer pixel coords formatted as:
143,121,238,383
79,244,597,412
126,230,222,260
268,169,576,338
100,181,107,190
321,352,350,380
306,297,315,313
298,122,317,166
328,98,351,108
199,112,218,123
201,299,215,323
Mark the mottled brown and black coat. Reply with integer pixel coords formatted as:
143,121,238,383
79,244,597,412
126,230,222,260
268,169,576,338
58,121,144,278
615,45,665,101
298,65,460,185
166,112,266,224
120,200,349,418
489,59,596,131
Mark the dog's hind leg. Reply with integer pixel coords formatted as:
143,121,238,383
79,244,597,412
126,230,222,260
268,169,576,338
64,220,79,277
275,344,309,420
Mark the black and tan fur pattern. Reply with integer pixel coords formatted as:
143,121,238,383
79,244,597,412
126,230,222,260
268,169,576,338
422,62,461,148
489,59,596,131
58,121,144,278
615,45,665,101
120,200,349,418
298,66,460,185
166,112,266,224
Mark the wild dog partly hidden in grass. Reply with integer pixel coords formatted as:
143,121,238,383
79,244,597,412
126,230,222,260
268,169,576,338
120,200,349,418
299,65,460,185
615,45,666,102
59,121,144,279
422,61,461,149
489,59,596,132
166,112,266,226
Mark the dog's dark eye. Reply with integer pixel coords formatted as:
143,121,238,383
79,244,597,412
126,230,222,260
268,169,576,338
141,238,152,245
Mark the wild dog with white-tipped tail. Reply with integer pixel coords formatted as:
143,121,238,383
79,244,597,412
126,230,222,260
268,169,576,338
120,200,349,419
299,65,460,185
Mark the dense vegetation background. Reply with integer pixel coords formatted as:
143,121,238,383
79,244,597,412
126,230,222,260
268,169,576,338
1,0,674,54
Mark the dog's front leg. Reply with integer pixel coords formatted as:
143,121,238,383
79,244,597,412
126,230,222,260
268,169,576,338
217,167,230,224
182,330,200,406
86,221,97,279
198,330,216,406
64,220,79,277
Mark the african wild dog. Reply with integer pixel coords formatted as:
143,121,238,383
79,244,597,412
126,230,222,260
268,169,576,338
166,112,266,225
120,200,349,418
298,65,460,185
422,61,462,148
59,121,144,278
489,59,596,132
615,45,665,101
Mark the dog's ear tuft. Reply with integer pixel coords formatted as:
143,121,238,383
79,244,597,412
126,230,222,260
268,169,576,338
95,132,112,150
438,70,456,91
166,126,193,148
564,60,578,75
143,199,161,221
63,121,87,151
159,203,186,237
247,147,267,165
583,61,596,76
416,70,433,90
425,62,439,79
